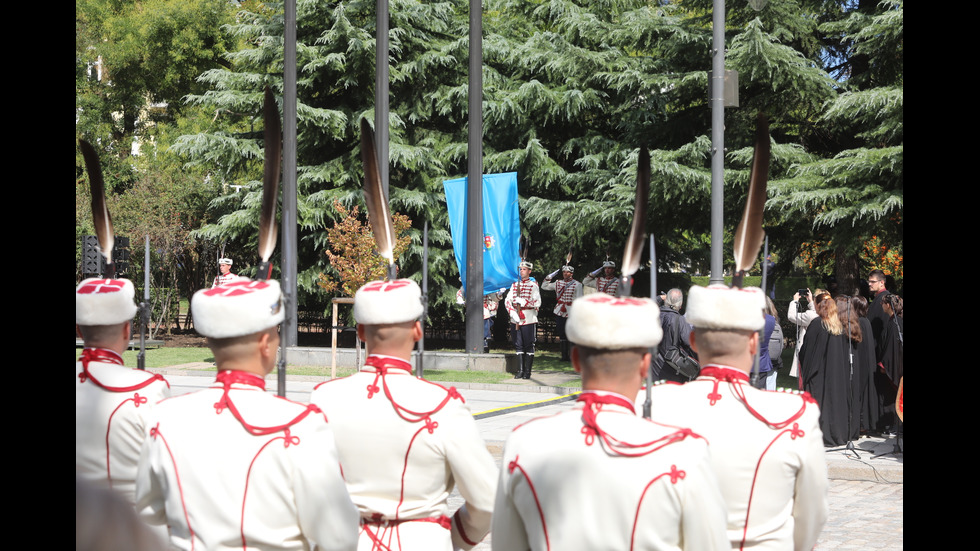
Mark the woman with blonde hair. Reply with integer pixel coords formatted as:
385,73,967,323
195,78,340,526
799,292,852,446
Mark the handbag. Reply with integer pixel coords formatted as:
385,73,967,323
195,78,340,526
665,348,700,380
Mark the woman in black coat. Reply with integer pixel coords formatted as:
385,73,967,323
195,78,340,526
799,293,855,447
851,296,882,435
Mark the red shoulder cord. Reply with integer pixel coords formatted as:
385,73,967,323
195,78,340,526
576,392,700,457
698,366,815,429
78,348,168,391
212,370,320,436
364,356,463,424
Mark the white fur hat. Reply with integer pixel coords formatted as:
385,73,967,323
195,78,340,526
192,279,284,338
519,260,533,270
76,278,138,326
218,258,233,266
602,260,615,268
354,279,424,325
561,265,574,273
566,294,662,349
686,285,765,331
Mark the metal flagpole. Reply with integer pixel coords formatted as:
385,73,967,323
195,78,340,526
419,222,429,378
465,0,484,354
644,236,658,419
280,0,298,396
138,235,149,370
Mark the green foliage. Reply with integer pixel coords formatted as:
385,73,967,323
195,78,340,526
768,0,903,286
317,201,413,297
84,0,902,328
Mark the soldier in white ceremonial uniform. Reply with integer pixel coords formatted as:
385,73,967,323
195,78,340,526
310,279,497,551
76,278,171,505
582,260,619,296
541,264,582,361
505,260,541,379
456,285,506,353
493,294,729,551
136,279,359,551
211,257,243,288
646,285,829,551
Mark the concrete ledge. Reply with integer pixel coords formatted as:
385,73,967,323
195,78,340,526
76,339,165,349
287,347,517,373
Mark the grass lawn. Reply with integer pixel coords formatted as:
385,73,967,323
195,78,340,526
74,347,536,385
77,343,800,391
72,347,216,369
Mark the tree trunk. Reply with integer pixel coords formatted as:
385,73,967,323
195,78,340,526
834,247,861,296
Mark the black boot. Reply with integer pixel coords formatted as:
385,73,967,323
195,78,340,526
523,355,534,379
560,340,570,361
514,354,524,378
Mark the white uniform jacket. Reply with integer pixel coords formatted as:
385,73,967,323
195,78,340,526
136,370,359,551
787,299,819,377
76,348,171,503
505,278,541,325
540,278,582,317
493,391,729,551
310,355,497,550
645,365,829,551
582,274,619,296
212,272,244,288
456,288,504,319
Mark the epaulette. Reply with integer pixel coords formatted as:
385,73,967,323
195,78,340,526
773,387,818,405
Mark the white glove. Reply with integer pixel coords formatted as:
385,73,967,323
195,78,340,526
515,297,527,307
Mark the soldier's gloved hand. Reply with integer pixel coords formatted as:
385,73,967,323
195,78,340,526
514,297,527,307
590,268,602,277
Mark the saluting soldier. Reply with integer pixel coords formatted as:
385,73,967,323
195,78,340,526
310,279,497,551
582,260,619,296
505,261,542,379
76,277,170,505
541,264,582,361
646,285,829,551
492,293,729,551
136,279,359,551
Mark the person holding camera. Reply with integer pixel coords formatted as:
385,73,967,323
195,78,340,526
788,287,824,379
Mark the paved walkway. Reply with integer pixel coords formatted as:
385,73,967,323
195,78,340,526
154,366,903,549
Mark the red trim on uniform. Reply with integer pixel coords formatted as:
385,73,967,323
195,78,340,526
596,276,618,296
360,514,451,550
453,509,478,546
212,370,321,436
630,465,687,550
362,356,463,422
216,369,266,389
699,365,749,382
79,348,169,391
508,278,539,323
104,392,148,486
150,424,196,550
699,365,813,429
392,423,434,538
241,431,300,549
576,392,702,457
739,424,806,550
508,456,550,550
